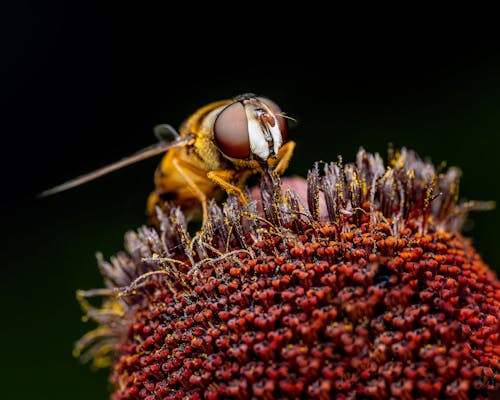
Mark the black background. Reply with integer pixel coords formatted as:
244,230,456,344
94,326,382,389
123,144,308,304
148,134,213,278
2,5,500,399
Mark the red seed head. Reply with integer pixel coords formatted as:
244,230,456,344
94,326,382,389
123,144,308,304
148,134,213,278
75,148,499,399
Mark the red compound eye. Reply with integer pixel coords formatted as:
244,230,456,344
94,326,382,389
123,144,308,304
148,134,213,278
214,102,250,159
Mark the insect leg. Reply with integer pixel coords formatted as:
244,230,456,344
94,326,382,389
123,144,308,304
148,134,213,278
171,158,209,224
272,140,296,175
206,170,248,204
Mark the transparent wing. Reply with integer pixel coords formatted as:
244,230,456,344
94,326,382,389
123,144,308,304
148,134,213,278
38,134,195,198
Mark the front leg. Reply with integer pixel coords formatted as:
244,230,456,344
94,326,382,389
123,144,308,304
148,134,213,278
271,140,296,176
206,169,249,205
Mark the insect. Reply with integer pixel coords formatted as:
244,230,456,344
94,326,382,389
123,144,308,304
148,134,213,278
40,93,296,224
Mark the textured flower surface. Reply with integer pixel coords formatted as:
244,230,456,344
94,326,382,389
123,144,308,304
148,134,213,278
76,148,500,399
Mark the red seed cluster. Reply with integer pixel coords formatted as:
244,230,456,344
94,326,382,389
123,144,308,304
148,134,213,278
76,148,500,399
103,213,499,399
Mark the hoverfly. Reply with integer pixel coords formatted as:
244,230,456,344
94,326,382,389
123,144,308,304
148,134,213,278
40,93,296,224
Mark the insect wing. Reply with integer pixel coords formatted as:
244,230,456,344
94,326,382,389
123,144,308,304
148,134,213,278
38,134,195,197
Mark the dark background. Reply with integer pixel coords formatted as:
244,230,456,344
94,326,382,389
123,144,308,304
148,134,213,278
2,4,500,399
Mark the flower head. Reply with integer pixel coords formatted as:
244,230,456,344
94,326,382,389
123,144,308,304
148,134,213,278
76,148,499,399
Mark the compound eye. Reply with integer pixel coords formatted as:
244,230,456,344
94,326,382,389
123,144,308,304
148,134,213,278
257,97,288,141
214,102,250,159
